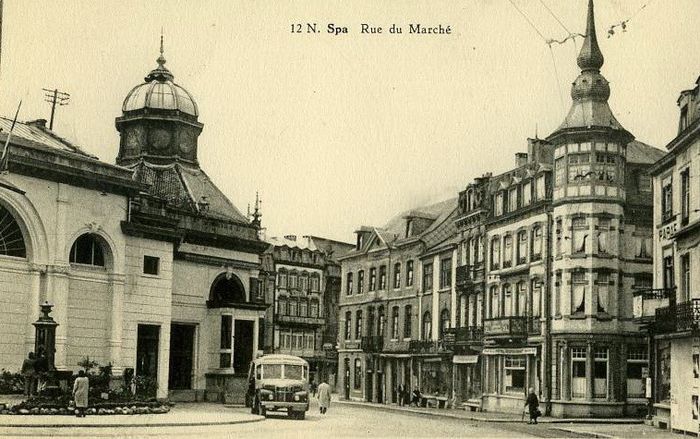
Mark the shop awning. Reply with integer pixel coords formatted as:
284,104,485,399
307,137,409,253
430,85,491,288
482,347,537,356
453,355,478,364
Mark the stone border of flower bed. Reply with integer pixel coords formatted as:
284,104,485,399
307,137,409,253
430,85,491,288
0,402,171,415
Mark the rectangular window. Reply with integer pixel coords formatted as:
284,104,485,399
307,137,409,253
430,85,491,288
289,300,298,316
392,306,399,339
495,192,504,216
309,300,319,318
423,263,433,292
572,217,588,254
379,265,387,290
661,177,673,222
358,270,365,294
490,286,500,319
299,300,308,317
571,347,587,399
503,235,513,268
491,238,501,270
508,187,518,212
406,260,414,287
355,310,363,339
555,157,566,186
597,272,610,314
289,273,298,289
278,271,287,289
344,311,352,340
594,348,608,398
571,271,587,314
523,182,532,206
439,258,452,289
393,263,401,289
346,272,354,295
504,356,526,394
681,169,690,225
681,254,691,303
404,305,412,339
369,268,376,291
663,253,675,290
627,346,648,399
531,226,543,261
219,315,232,368
517,231,527,265
597,218,610,255
143,255,160,275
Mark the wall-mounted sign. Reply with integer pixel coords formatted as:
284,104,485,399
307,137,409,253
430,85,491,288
658,221,678,241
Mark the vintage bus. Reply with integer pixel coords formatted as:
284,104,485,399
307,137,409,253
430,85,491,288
245,354,310,419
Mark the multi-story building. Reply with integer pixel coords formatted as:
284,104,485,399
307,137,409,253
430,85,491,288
640,74,700,434
259,235,353,387
480,141,553,413
337,199,456,403
543,0,663,417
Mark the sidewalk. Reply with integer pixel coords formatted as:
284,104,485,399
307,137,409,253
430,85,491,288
0,402,263,428
335,399,644,424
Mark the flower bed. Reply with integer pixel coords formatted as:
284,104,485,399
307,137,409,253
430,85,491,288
1,399,171,415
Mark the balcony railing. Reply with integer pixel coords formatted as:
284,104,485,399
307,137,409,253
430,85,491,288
276,314,325,326
632,288,674,320
455,264,484,291
408,340,442,354
483,316,528,338
655,299,700,334
443,326,483,345
361,336,384,353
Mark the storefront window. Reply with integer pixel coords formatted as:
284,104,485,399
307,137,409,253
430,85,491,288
656,341,671,403
594,348,608,399
571,347,586,399
504,356,526,394
626,346,648,399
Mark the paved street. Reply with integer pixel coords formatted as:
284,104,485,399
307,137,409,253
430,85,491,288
0,398,665,439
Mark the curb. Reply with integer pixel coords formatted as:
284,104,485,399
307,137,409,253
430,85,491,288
550,427,614,438
0,416,265,429
335,400,643,425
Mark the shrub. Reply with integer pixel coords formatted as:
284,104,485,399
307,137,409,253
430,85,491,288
0,370,24,394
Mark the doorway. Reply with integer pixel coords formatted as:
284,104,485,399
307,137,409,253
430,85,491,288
136,324,160,378
169,324,195,390
233,320,254,374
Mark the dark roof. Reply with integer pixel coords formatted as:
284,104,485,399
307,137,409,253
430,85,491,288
131,161,249,224
0,117,97,159
626,140,666,165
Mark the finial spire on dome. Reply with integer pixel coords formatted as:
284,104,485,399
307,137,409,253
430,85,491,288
145,30,174,82
577,0,604,72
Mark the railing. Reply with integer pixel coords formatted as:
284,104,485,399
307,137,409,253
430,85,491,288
361,336,384,353
483,316,528,338
633,288,674,320
456,264,484,291
408,340,441,354
443,326,483,345
655,299,700,334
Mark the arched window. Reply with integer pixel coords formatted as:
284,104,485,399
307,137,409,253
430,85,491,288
440,309,450,339
422,311,432,340
209,272,246,306
0,205,26,258
69,234,104,266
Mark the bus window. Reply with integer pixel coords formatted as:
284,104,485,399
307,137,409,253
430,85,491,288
255,364,262,380
285,364,303,380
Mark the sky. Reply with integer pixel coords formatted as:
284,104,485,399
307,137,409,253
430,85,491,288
1,0,698,243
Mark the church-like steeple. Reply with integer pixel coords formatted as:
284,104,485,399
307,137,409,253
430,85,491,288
577,0,604,73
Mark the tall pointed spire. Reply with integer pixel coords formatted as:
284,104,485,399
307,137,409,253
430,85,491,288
157,28,166,68
145,30,174,82
577,0,604,72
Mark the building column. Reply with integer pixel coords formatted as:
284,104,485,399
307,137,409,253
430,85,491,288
46,265,70,370
586,341,594,400
432,255,440,340
386,359,393,404
24,266,43,353
451,249,458,327
618,342,627,402
157,321,171,400
561,342,570,400
109,273,125,375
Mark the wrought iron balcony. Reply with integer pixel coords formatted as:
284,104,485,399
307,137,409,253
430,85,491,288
408,340,442,354
361,336,384,353
655,299,700,334
483,316,528,338
632,288,674,321
443,326,483,346
456,264,484,292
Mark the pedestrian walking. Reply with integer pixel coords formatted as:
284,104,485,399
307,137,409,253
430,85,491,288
21,352,36,397
524,387,540,424
72,370,89,417
397,384,405,407
317,380,331,415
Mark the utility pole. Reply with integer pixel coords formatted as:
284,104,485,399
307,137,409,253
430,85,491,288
42,88,70,130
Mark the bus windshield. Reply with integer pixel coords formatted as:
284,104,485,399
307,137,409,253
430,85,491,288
262,364,282,379
284,364,303,380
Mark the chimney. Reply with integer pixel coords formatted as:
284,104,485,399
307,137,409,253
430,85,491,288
515,153,528,167
284,235,297,241
528,138,553,164
27,119,47,129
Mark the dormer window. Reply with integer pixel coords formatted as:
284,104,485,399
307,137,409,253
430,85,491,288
357,234,364,250
405,219,414,238
680,104,689,132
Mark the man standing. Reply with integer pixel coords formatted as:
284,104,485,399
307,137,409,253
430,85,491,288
317,380,331,415
21,352,36,397
524,387,540,424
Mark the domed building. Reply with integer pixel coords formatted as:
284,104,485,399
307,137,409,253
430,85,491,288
0,39,269,403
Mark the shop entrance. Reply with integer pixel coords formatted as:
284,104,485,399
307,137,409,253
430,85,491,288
168,324,195,390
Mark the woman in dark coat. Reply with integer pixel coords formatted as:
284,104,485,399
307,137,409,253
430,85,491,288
525,387,540,424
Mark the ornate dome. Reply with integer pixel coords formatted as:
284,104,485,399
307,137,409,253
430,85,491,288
122,40,199,117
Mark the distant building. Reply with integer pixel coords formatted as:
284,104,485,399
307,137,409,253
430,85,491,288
259,235,352,388
640,74,700,434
